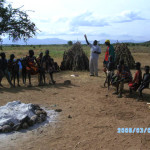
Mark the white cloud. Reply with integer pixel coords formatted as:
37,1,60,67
45,10,146,38
111,10,145,23
69,11,109,27
54,10,145,31
5,0,150,41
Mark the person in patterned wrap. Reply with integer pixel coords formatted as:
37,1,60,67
25,50,39,86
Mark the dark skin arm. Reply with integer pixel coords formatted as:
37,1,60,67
34,57,40,67
84,34,90,45
94,51,101,54
25,57,31,68
84,34,101,54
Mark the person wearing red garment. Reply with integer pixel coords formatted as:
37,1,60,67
103,40,115,67
128,62,142,94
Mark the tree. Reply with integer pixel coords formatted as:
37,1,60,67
68,41,73,46
0,0,38,45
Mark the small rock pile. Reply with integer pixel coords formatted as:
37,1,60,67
60,42,89,71
115,43,135,69
0,101,47,133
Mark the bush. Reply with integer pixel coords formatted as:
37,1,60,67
67,41,73,46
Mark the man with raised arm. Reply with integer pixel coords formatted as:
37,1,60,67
84,34,101,76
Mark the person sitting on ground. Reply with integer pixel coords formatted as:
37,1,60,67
84,34,101,77
0,52,13,87
25,50,39,86
42,50,56,84
128,62,142,95
138,66,150,100
54,62,60,72
113,59,132,98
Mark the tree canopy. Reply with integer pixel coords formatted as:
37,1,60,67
68,41,73,46
0,0,38,43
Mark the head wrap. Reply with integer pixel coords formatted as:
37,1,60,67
105,40,110,44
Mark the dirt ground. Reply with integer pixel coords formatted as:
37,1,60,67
0,53,150,150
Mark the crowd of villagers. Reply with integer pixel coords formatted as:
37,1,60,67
103,40,150,101
0,49,59,88
0,42,150,101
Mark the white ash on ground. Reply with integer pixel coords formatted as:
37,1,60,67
0,101,50,133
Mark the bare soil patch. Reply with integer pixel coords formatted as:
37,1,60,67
0,53,150,150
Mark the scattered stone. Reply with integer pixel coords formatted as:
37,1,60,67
0,101,48,133
2,125,12,133
35,109,47,116
9,122,14,127
64,80,71,85
68,115,72,118
27,119,34,126
33,104,40,109
13,123,21,131
30,104,41,113
37,116,43,123
35,110,43,116
40,114,46,122
22,122,29,129
55,109,62,112
20,116,30,124
30,115,38,124
41,110,47,116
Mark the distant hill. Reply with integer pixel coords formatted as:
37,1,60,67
2,38,68,45
2,37,145,45
143,41,150,44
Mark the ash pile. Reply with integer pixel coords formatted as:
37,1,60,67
60,42,89,71
0,101,47,133
115,43,135,69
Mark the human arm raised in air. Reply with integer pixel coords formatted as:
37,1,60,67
84,34,90,45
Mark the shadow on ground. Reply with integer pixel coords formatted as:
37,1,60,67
0,82,79,94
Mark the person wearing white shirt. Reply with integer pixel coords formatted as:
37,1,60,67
84,34,101,76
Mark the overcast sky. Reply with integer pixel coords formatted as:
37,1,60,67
7,0,150,42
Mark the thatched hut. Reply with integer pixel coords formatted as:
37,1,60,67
115,43,135,69
60,42,89,71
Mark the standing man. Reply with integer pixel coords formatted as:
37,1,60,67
0,52,13,87
84,34,101,76
42,50,56,84
103,40,115,67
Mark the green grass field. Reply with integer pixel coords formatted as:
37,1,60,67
1,44,149,60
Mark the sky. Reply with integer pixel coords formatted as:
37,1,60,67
6,0,150,42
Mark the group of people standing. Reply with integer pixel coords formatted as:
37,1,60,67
0,50,57,88
0,37,150,100
84,34,150,100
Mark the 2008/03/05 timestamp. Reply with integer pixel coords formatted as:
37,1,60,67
117,128,150,133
